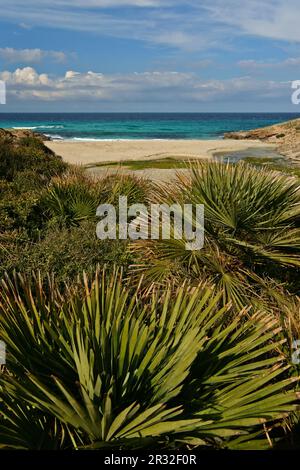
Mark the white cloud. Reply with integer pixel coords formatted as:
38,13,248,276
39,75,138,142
1,67,50,85
62,0,167,6
0,66,291,104
238,58,300,69
0,0,169,9
0,48,67,63
19,22,32,30
0,1,225,51
0,0,299,54
203,0,300,43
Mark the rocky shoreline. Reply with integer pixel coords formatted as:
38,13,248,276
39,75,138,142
224,118,300,165
0,128,50,145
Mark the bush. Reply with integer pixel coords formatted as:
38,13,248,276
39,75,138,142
0,221,131,283
0,181,41,232
0,160,152,281
0,135,67,234
0,137,67,182
130,161,300,308
31,171,153,230
0,269,297,449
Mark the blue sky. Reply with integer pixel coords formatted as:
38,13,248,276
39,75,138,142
0,0,300,111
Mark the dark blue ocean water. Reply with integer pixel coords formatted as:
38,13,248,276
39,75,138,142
0,113,299,141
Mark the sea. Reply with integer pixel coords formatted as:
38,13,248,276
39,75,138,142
0,112,299,141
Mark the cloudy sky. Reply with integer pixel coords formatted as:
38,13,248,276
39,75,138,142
1,0,300,111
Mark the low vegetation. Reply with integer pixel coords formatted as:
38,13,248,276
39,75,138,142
85,157,194,171
131,161,300,309
0,269,298,450
0,134,299,449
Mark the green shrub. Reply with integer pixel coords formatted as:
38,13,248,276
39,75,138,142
18,136,54,155
131,161,300,308
36,172,101,228
0,138,67,181
0,221,131,283
100,172,152,206
0,166,152,280
0,181,41,232
0,269,297,449
32,171,152,229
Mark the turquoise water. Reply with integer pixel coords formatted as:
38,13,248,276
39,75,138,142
0,113,299,141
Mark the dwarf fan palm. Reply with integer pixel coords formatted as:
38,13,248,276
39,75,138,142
130,161,300,307
37,171,152,228
41,174,99,227
0,269,298,449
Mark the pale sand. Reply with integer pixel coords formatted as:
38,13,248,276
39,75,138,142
45,139,278,166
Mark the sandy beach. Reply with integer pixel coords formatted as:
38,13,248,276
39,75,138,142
45,139,278,165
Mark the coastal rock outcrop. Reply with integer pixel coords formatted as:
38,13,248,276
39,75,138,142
224,118,300,164
0,128,50,145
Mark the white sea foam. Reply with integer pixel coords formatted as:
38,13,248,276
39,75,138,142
45,134,64,140
39,125,64,129
12,126,38,130
71,137,165,142
13,125,64,130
